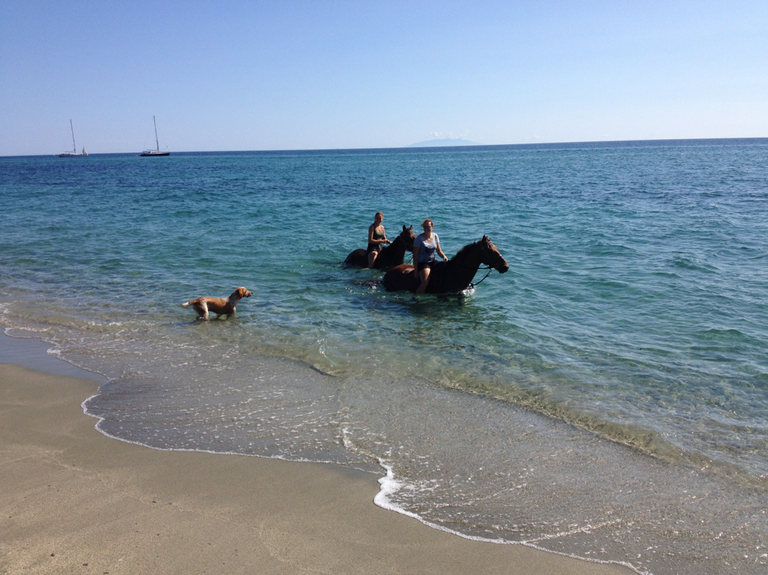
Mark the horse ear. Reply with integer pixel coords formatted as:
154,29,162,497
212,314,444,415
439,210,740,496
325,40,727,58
403,225,407,231
482,235,489,241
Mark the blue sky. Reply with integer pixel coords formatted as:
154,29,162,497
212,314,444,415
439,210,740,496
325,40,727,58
1,1,766,155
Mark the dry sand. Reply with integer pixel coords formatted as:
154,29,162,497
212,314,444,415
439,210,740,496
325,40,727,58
0,348,634,574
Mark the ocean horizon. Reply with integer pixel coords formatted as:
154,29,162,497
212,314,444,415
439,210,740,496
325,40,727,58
1,138,767,574
5,135,768,159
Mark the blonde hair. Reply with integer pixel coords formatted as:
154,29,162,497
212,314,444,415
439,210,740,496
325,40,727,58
375,211,384,219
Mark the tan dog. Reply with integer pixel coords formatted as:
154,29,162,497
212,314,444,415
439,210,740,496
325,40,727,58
182,287,253,320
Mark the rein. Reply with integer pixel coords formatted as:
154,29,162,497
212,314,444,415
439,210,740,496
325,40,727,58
470,267,493,288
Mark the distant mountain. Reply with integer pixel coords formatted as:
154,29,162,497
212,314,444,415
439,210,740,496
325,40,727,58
408,138,480,148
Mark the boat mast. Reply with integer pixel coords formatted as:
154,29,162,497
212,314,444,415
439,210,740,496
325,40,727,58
153,116,160,152
69,119,76,153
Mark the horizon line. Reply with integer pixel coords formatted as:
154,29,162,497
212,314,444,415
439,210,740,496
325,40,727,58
3,136,767,159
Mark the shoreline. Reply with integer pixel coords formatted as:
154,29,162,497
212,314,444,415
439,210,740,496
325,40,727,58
0,333,633,574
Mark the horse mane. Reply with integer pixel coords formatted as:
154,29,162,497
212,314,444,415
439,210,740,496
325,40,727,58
452,238,482,260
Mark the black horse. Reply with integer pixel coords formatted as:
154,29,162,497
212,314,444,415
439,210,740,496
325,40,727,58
345,225,417,270
382,236,509,293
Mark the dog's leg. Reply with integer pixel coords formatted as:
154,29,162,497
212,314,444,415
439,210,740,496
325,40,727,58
194,301,209,320
228,294,241,313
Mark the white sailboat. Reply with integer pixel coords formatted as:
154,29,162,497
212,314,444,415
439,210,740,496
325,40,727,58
59,120,88,157
141,116,170,156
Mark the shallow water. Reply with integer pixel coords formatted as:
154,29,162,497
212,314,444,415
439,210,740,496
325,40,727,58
1,140,767,574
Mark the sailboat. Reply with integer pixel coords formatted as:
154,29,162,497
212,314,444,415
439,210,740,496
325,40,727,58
141,116,170,156
59,120,88,157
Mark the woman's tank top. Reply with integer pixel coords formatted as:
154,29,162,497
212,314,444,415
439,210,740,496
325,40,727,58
415,233,439,263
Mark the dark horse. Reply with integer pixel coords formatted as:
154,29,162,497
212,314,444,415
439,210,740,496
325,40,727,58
382,236,509,294
344,225,417,270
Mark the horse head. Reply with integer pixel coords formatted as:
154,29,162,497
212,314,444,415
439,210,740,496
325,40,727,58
400,225,417,251
479,236,509,273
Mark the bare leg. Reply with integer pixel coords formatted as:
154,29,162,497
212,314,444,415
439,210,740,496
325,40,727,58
368,251,378,268
416,267,431,294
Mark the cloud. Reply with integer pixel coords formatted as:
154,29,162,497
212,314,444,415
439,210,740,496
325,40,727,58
429,131,468,140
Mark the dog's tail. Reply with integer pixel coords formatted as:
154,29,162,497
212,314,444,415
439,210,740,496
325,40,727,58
181,301,190,307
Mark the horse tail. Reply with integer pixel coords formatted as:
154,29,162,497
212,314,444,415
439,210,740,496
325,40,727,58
382,264,411,292
344,249,367,267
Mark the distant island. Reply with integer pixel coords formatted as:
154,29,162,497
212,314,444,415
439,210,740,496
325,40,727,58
408,138,480,148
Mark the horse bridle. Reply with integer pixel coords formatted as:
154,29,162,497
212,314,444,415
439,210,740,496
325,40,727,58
470,241,498,288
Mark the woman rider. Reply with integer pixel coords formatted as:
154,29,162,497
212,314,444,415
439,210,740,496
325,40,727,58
412,218,448,294
367,211,391,268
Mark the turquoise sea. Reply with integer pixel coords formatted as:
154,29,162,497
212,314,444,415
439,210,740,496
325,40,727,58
1,140,767,574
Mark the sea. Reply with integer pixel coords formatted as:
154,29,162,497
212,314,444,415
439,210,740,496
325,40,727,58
1,139,767,575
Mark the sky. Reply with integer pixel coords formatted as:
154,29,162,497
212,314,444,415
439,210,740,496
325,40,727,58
1,1,767,156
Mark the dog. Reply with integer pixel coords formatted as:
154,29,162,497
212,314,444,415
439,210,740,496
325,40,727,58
182,287,253,320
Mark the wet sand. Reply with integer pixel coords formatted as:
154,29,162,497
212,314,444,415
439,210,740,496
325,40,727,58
0,335,633,575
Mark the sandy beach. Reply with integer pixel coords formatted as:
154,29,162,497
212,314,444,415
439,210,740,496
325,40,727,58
0,336,633,575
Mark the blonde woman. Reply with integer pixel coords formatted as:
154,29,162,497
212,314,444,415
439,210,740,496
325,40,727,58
412,218,448,293
367,211,391,268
